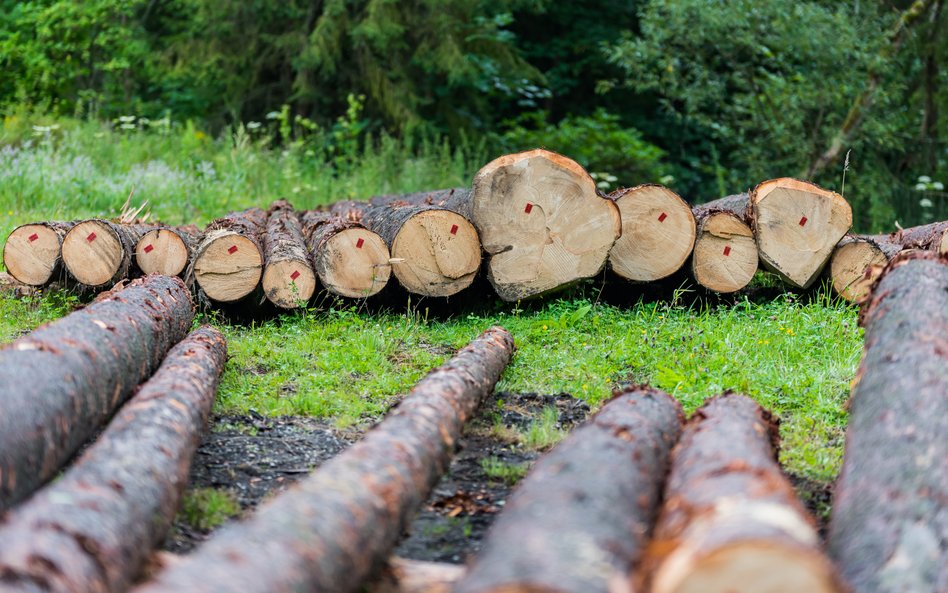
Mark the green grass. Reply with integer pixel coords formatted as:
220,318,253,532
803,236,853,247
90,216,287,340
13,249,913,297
522,406,568,451
480,456,530,486
177,487,241,531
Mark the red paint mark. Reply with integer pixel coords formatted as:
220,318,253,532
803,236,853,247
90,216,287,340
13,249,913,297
723,245,731,257
799,216,808,227
524,203,534,214
28,233,39,242
290,270,300,281
227,245,238,255
658,212,668,223
86,232,97,243
356,238,365,249
450,224,459,235
143,244,154,254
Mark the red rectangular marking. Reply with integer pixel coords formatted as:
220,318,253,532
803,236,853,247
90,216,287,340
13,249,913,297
143,244,154,254
86,232,97,242
524,203,534,214
356,238,364,249
28,233,39,242
450,224,459,235
290,270,300,281
723,246,731,257
658,212,668,223
227,245,238,254
799,216,808,227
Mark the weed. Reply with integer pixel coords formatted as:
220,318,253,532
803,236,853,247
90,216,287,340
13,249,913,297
480,456,529,485
521,406,567,451
178,488,241,531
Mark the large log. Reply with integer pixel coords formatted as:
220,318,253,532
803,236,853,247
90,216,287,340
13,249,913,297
471,149,621,301
607,185,697,282
3,221,77,286
691,195,758,293
0,326,226,593
134,225,199,277
452,386,683,593
371,559,465,593
61,220,153,288
300,210,391,299
191,208,267,303
827,252,948,593
750,178,852,288
262,200,317,308
0,275,194,512
648,394,842,593
132,326,515,593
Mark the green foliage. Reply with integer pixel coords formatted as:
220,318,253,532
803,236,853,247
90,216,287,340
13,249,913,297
178,488,241,531
480,456,529,485
521,406,567,451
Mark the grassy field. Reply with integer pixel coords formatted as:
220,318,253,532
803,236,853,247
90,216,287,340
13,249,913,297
0,114,864,494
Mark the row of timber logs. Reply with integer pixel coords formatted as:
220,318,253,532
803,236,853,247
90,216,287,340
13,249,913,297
301,209,391,299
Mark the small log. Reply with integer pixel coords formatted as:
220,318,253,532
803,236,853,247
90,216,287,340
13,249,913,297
885,219,948,253
0,275,194,512
370,559,465,593
191,208,266,303
3,221,77,286
0,326,226,593
453,386,683,593
608,185,697,282
61,220,153,288
262,200,317,308
134,225,199,277
691,195,758,293
471,149,621,301
750,178,852,288
648,394,842,593
132,326,515,593
828,252,948,593
300,210,391,299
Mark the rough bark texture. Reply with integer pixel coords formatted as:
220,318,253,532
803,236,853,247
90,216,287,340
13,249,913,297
300,210,391,299
3,221,77,286
61,221,154,289
134,225,199,277
191,208,267,303
453,386,683,593
0,275,194,512
648,394,842,593
691,195,758,293
882,219,948,252
368,188,474,219
133,326,515,593
0,326,226,593
370,559,465,593
828,252,948,593
262,200,317,308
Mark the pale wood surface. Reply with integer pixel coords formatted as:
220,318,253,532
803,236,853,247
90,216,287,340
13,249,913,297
691,212,757,293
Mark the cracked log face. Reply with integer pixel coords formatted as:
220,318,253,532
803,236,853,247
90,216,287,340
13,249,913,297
62,220,149,288
751,178,852,289
691,212,757,293
472,149,621,301
193,208,266,303
135,228,193,277
389,209,480,297
317,227,391,298
3,222,74,286
828,238,888,302
609,185,696,282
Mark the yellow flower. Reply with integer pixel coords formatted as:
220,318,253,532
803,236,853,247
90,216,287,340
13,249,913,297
194,130,207,141
542,324,548,331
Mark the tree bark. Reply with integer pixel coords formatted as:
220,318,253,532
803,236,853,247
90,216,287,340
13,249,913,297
191,208,267,303
134,225,199,277
648,394,843,593
453,386,683,593
61,220,154,289
0,326,226,593
3,221,77,286
262,200,317,308
132,326,515,593
827,252,948,593
691,195,758,293
300,210,392,299
0,275,195,512
370,559,465,593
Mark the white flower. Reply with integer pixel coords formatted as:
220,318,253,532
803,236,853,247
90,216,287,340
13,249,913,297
918,175,932,184
915,183,928,191
246,121,262,130
919,198,934,208
933,181,944,191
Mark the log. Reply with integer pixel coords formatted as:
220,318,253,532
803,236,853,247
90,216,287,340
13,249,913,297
61,220,153,288
371,559,465,593
607,185,697,282
648,394,842,593
3,221,77,286
452,386,683,593
0,326,227,593
750,178,852,288
134,225,199,277
827,252,948,593
132,326,515,593
0,275,194,512
691,195,758,293
471,149,621,301
262,200,317,308
191,208,266,303
300,210,391,299
886,219,948,253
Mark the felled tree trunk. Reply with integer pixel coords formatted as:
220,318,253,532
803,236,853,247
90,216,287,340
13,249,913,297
300,210,391,299
191,208,266,303
885,219,948,252
453,386,683,593
648,394,842,593
132,326,515,593
607,184,697,282
0,275,194,512
691,195,758,293
472,149,621,301
750,178,852,288
3,221,77,286
61,220,154,289
134,225,199,277
827,252,948,593
261,200,317,308
370,559,465,593
0,326,226,593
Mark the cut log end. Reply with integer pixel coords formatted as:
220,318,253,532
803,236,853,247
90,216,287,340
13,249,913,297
692,212,757,293
939,229,948,254
3,224,62,286
262,259,317,308
609,185,696,282
136,229,190,276
315,228,391,298
390,210,480,297
62,220,125,287
193,231,263,302
829,240,887,302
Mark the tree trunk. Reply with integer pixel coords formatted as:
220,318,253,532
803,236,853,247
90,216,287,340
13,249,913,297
191,208,266,303
827,252,948,593
607,184,697,282
648,394,843,593
3,221,77,286
691,195,758,293
300,210,392,299
61,220,154,289
262,200,317,308
750,178,852,288
134,225,199,277
368,188,473,219
452,386,683,593
370,559,465,593
886,219,948,252
132,326,515,593
0,326,226,593
0,275,194,512
471,149,621,301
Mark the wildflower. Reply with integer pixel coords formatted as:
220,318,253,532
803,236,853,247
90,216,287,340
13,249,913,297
542,324,548,331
